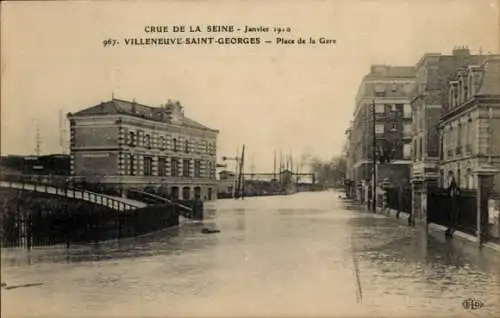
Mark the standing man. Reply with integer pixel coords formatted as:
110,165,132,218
446,171,459,238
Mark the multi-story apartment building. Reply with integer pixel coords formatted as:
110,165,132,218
410,47,499,221
439,57,500,193
67,98,219,201
349,65,416,190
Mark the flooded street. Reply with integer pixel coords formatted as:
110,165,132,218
2,190,500,317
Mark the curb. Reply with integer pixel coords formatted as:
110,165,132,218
365,204,500,253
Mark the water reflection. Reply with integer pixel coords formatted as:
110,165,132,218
2,191,500,317
1,221,223,267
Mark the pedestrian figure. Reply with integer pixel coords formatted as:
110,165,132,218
446,172,459,239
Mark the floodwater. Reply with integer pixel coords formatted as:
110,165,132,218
1,190,500,317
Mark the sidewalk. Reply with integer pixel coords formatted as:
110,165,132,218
377,206,500,253
342,197,500,253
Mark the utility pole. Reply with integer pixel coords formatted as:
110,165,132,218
235,145,246,199
372,100,377,212
35,123,42,156
273,150,277,181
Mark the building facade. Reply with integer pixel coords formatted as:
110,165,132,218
410,47,499,221
67,98,219,201
439,58,500,193
348,65,416,193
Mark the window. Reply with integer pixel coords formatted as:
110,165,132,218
375,124,384,134
158,157,167,176
194,160,202,178
171,158,179,177
403,104,412,118
375,104,385,114
403,143,412,159
144,156,153,176
184,140,189,153
159,136,166,151
144,134,151,149
128,132,136,147
130,155,136,176
183,159,191,177
137,130,143,147
391,122,397,131
173,138,178,152
208,161,214,178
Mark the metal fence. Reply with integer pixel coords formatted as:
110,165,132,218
0,188,179,249
385,187,412,213
427,188,477,236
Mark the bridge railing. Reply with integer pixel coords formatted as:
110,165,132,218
0,174,137,211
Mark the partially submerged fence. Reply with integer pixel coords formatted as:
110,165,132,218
427,188,478,236
385,187,412,213
0,188,178,249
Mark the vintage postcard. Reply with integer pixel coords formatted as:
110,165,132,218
1,0,500,317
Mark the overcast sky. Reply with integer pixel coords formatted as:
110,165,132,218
2,0,499,173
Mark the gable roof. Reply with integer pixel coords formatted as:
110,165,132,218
70,98,217,132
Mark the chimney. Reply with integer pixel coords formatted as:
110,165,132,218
452,46,470,57
371,65,389,76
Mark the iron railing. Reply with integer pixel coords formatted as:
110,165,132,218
0,174,138,211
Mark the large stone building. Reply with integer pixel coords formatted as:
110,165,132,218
347,65,416,192
67,98,219,201
439,57,500,192
410,47,499,221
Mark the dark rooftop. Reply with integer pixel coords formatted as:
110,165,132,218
69,98,218,132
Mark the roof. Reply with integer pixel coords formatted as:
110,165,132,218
363,65,416,80
355,65,416,103
477,58,500,96
70,98,217,132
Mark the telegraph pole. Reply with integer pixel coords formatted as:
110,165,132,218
35,123,42,156
372,100,377,212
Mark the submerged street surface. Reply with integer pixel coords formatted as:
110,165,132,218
2,190,500,317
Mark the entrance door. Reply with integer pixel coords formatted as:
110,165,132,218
182,187,191,200
194,187,201,200
170,186,179,200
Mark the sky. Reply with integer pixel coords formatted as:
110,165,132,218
2,0,499,173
